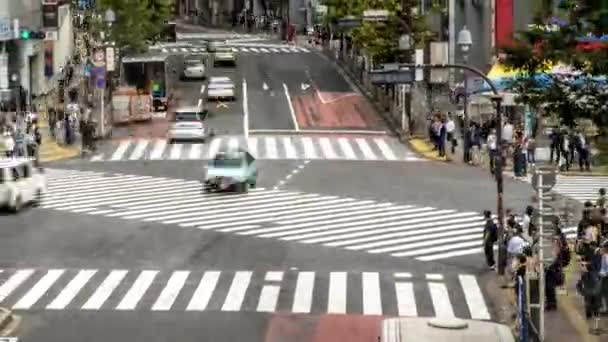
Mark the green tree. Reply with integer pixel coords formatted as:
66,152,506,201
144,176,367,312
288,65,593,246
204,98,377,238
323,0,430,63
501,0,608,128
96,0,173,52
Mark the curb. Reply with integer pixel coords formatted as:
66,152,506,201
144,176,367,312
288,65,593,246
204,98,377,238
408,138,448,162
0,307,20,337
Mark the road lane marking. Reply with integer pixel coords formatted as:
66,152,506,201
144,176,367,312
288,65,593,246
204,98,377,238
169,144,182,159
283,137,297,159
265,271,283,282
110,140,132,160
301,137,317,158
207,138,222,159
281,48,290,52
47,269,97,310
338,138,357,159
200,84,206,94
116,270,158,310
13,269,65,309
265,137,279,159
188,144,202,159
0,269,35,303
250,47,259,52
292,272,315,313
429,282,455,318
257,284,281,312
374,138,397,160
395,282,417,316
327,272,347,313
82,270,128,310
243,79,249,139
260,48,269,53
186,271,220,311
362,272,382,315
319,137,337,159
129,139,149,160
283,83,299,131
221,271,252,311
247,137,258,158
149,140,167,159
355,138,377,160
459,275,491,320
152,271,190,311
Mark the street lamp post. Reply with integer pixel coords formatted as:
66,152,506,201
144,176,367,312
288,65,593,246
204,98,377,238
101,8,116,139
398,33,412,132
457,26,472,163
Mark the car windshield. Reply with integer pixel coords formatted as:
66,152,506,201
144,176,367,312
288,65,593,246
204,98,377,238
210,156,243,168
175,112,206,121
185,59,202,66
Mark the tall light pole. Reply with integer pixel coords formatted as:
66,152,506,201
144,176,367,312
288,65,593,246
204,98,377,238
101,8,116,138
457,26,472,163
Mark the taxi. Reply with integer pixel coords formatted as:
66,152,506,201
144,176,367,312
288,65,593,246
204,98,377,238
203,148,257,193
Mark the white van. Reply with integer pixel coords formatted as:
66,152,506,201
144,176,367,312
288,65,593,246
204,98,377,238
0,158,46,212
381,317,515,342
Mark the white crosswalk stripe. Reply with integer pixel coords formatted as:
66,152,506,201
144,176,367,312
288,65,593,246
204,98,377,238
43,169,507,261
0,268,490,318
526,175,608,204
93,135,422,162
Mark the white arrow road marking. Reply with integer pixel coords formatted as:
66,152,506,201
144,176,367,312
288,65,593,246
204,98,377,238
301,83,310,91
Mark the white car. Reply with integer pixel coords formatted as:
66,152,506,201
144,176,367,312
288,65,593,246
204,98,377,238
207,76,236,101
213,48,237,66
0,158,46,212
182,56,207,79
168,106,209,143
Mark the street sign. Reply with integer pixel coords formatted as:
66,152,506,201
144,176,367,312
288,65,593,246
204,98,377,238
363,10,390,21
531,167,557,192
0,17,12,41
106,47,115,71
370,70,413,85
337,17,361,29
379,63,400,71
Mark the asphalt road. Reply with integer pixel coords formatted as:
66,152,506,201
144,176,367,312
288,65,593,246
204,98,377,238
0,27,530,342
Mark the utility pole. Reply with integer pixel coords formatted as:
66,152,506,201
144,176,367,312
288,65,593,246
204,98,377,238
492,95,506,276
401,0,414,132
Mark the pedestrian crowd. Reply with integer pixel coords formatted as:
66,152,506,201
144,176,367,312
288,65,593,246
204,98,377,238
481,188,608,328
0,111,42,161
427,112,579,178
548,127,592,172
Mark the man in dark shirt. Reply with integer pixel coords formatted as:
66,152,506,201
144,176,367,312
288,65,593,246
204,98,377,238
483,210,498,270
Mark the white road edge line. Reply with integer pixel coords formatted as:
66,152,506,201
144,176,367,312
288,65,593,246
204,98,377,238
243,79,249,139
282,83,299,131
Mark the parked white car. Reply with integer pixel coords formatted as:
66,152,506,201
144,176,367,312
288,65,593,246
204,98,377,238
0,158,46,212
207,76,236,101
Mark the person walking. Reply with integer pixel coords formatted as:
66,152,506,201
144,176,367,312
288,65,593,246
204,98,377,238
483,210,498,270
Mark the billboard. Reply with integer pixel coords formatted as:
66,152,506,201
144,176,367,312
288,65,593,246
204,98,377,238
42,4,59,28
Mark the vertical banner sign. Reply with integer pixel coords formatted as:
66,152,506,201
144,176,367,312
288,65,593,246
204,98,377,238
105,47,115,71
518,276,528,342
0,54,8,89
43,41,54,78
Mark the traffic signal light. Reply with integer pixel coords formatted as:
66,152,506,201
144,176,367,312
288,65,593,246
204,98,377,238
20,29,45,40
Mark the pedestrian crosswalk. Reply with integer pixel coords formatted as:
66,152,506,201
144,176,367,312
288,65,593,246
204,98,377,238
156,45,310,54
548,176,608,204
90,135,423,162
0,268,490,319
44,169,495,262
176,32,271,40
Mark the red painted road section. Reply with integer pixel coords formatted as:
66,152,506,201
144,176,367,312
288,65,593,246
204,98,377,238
112,118,171,140
292,91,383,130
265,314,383,342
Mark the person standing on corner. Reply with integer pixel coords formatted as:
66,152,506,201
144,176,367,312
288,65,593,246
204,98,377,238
483,210,498,270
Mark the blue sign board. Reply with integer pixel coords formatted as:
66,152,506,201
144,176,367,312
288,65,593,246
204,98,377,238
92,66,106,89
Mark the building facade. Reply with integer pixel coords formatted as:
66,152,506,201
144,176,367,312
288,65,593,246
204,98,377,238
0,0,74,109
